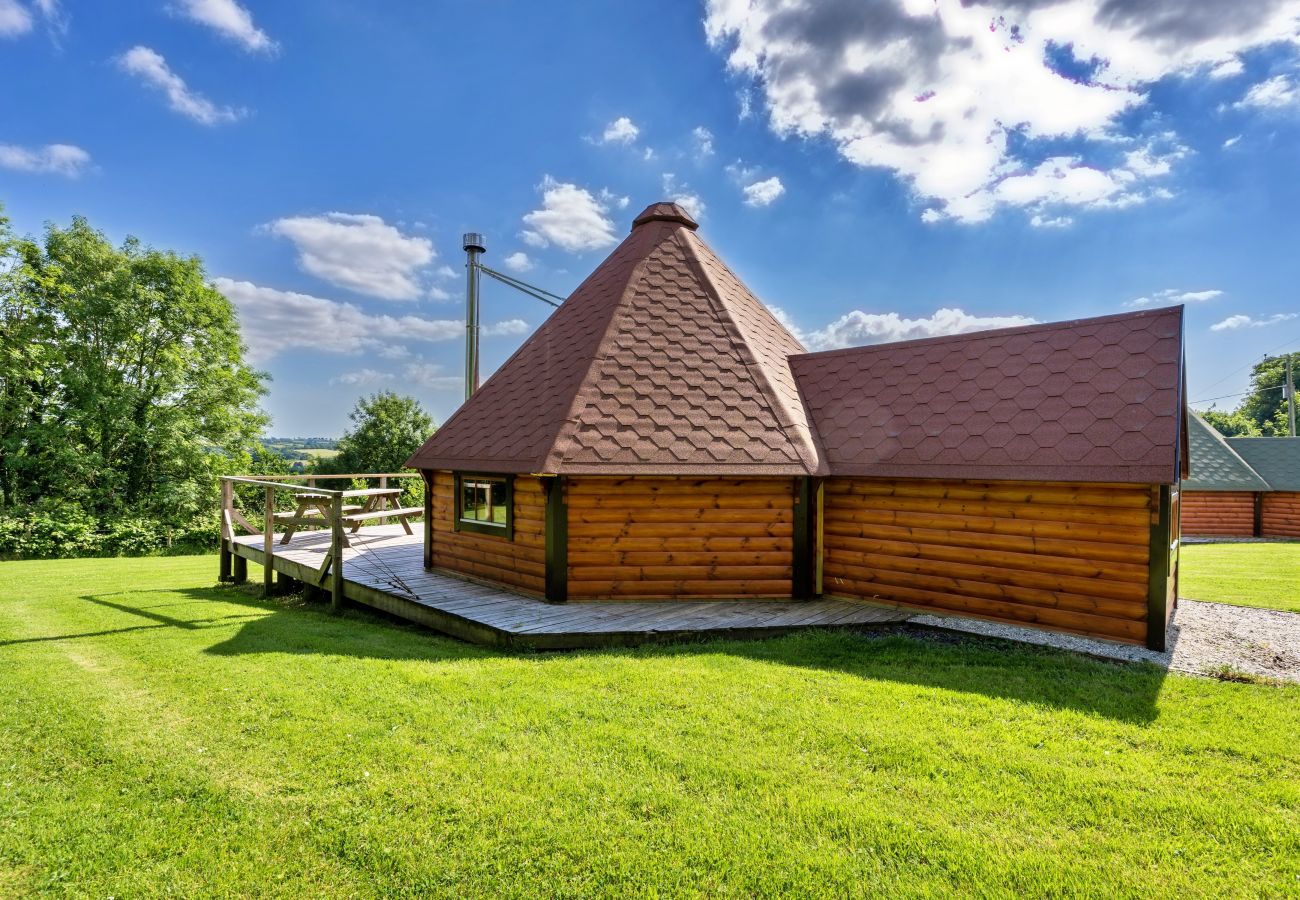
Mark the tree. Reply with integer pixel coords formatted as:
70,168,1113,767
0,213,268,524
326,392,433,475
1199,409,1260,438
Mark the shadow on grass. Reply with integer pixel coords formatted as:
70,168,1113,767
194,585,1166,724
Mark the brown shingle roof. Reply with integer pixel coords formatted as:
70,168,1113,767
789,307,1185,484
407,202,819,475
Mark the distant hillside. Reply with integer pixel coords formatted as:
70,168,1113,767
260,437,340,468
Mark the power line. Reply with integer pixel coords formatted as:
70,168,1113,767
1196,337,1300,395
1191,383,1287,405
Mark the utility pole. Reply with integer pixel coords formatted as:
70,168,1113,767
463,232,485,401
1288,352,1296,437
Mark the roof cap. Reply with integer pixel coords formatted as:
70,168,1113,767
632,201,698,231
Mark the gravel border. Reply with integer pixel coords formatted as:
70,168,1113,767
910,598,1300,683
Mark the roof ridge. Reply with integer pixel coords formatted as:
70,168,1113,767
792,305,1184,362
1188,411,1270,489
539,224,669,473
678,230,821,475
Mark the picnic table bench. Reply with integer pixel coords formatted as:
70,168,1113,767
274,486,423,545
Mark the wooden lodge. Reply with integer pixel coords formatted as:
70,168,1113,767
405,202,1188,651
1182,413,1300,539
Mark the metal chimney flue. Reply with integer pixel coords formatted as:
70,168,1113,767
463,232,485,401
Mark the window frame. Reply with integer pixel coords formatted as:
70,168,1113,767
453,472,514,540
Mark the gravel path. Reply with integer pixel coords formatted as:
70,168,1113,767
910,599,1300,683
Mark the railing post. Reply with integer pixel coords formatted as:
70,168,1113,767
330,491,345,613
378,474,388,526
263,483,275,597
219,478,233,582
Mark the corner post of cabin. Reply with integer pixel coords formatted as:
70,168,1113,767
219,477,233,583
330,490,346,613
792,476,819,599
544,475,568,602
263,483,275,597
1146,484,1174,651
421,470,433,569
1253,491,1263,537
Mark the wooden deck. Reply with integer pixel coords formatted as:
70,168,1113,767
229,524,912,649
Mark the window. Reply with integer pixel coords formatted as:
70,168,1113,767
455,473,512,538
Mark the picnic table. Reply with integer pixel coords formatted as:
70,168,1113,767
275,486,423,545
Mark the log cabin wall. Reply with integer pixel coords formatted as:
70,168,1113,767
1261,491,1300,539
429,470,546,595
1180,491,1256,536
565,476,795,600
821,478,1154,644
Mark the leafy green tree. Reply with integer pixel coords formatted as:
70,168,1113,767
0,213,268,526
1199,409,1261,438
324,392,433,476
1230,354,1297,437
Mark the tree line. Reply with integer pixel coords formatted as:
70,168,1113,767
1200,354,1298,437
0,207,433,558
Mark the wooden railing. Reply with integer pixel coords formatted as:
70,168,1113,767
218,472,424,612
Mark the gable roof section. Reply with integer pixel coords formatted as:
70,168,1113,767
1227,437,1300,491
407,202,820,475
789,307,1185,484
1184,413,1271,491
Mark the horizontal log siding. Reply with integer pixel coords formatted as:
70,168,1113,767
430,471,546,595
1181,491,1256,536
1262,491,1300,539
821,478,1153,644
566,477,795,600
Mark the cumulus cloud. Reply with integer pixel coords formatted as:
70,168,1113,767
172,0,276,53
117,46,244,125
403,362,462,391
1236,74,1300,110
742,175,785,207
521,177,618,252
264,212,435,300
215,278,525,364
0,142,90,176
503,251,534,272
330,368,393,387
662,173,706,220
1128,288,1223,308
1211,312,1298,331
704,0,1300,224
482,318,529,337
692,126,715,158
0,0,32,36
778,306,1038,351
600,116,640,144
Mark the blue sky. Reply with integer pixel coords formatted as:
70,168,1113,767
3,0,1299,436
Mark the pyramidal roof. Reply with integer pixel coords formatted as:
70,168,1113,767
407,202,821,475
1184,412,1270,492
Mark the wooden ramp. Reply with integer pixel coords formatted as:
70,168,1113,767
229,524,911,649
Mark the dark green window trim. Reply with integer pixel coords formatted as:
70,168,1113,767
453,472,514,540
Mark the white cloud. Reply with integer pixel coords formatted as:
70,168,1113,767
692,126,715,158
781,307,1038,351
600,116,640,145
264,212,434,300
1128,288,1223,309
521,177,618,252
330,368,393,387
426,286,452,301
403,363,462,391
172,0,275,53
1236,75,1300,110
215,278,525,364
0,0,32,36
117,46,244,125
704,0,1300,224
1211,313,1298,331
482,318,529,337
1029,213,1073,228
1209,57,1246,79
742,175,785,207
1223,134,1242,149
661,173,705,220
0,142,90,176
503,251,534,273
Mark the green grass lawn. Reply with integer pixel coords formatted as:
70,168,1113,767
2,557,1298,897
1180,542,1300,613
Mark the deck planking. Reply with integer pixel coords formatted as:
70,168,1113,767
230,524,912,649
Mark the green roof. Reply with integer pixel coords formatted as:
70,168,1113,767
1184,413,1270,491
1226,437,1300,491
